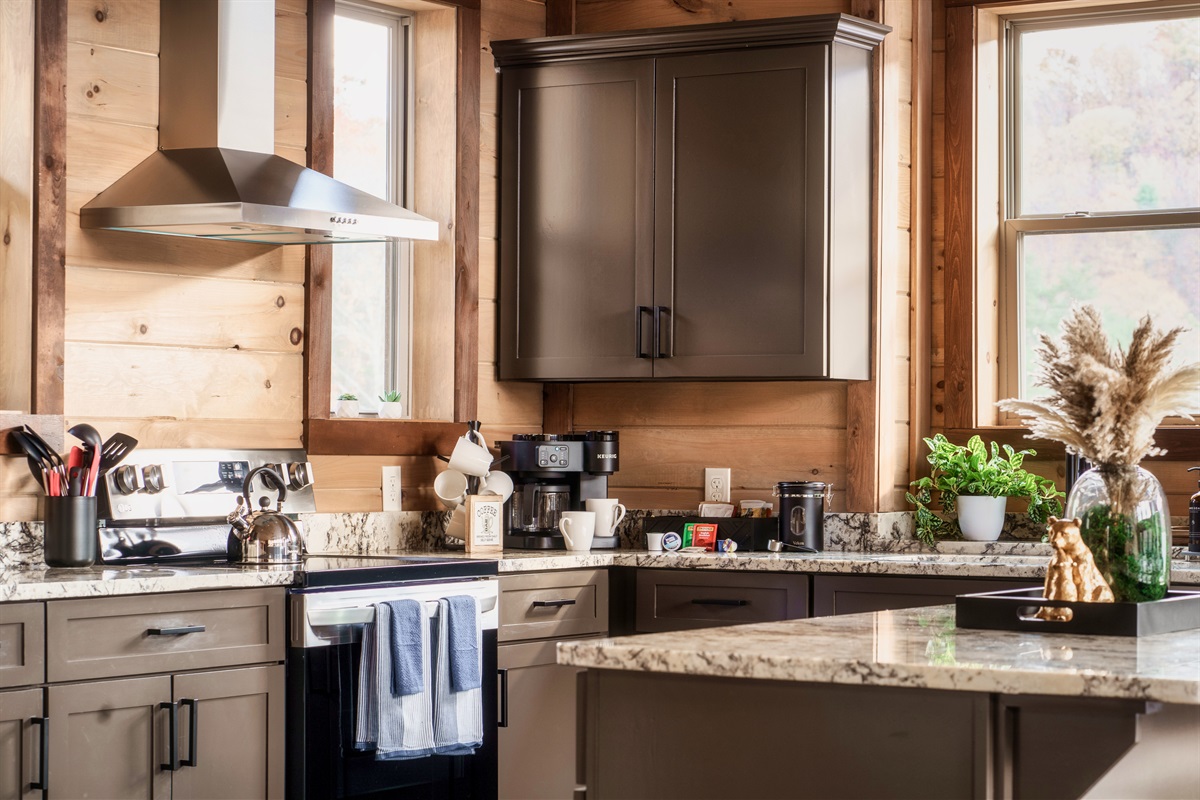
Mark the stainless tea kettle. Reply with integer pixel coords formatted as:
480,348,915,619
227,466,305,564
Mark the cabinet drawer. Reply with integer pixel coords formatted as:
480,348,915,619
500,570,609,642
46,587,285,682
0,603,44,688
636,570,809,633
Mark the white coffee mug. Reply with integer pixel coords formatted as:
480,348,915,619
447,433,492,477
558,511,596,551
444,506,467,542
481,470,514,504
434,469,469,508
585,498,627,537
646,532,665,552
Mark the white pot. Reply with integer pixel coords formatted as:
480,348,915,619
378,401,404,419
956,495,1007,541
336,400,359,418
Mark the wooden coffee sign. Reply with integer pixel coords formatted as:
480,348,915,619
465,494,503,552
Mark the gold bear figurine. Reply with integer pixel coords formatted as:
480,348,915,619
1037,516,1114,622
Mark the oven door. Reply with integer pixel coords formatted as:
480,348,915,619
287,584,499,800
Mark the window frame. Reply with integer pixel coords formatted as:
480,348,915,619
941,0,1200,460
330,0,415,415
998,6,1200,414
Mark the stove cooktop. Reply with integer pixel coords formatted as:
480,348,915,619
293,553,497,589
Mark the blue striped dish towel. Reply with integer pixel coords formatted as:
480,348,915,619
433,595,483,755
355,600,436,760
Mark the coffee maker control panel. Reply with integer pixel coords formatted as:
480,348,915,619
537,445,570,468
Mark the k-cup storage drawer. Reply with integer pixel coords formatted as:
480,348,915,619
0,602,45,688
500,570,609,642
46,587,286,682
636,570,809,633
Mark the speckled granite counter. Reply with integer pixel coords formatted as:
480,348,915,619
3,549,1200,602
558,603,1200,705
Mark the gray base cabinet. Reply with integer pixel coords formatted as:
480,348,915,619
635,569,809,632
0,588,285,800
495,15,888,381
812,574,1038,617
498,570,607,800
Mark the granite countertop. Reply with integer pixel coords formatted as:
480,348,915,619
557,604,1200,705
3,549,1199,603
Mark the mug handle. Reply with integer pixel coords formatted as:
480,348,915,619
612,503,627,532
558,517,575,548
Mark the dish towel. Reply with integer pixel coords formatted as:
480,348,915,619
355,600,436,760
433,595,483,755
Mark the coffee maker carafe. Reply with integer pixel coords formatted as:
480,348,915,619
499,431,619,549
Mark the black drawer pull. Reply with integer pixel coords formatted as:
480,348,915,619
147,624,206,636
531,599,577,609
636,306,652,358
690,598,750,607
30,716,48,793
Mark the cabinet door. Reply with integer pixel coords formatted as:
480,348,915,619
811,575,1040,617
48,675,172,800
653,47,829,378
171,665,285,800
635,569,809,633
498,639,592,800
0,688,44,800
499,59,655,380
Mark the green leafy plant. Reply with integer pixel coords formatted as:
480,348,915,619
338,393,357,401
905,434,1063,545
379,390,402,403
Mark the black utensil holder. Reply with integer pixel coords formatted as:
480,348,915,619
44,495,98,567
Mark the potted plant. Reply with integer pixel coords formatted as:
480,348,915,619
336,393,359,418
378,390,404,419
906,434,1063,545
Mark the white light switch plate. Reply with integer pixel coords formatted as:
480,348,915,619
705,468,731,504
382,466,403,511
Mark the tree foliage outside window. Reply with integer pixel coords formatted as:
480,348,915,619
1007,12,1200,403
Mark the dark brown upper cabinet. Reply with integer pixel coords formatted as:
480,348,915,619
494,15,889,382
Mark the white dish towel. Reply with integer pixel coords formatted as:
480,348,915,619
355,601,436,760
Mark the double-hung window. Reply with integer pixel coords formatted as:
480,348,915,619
1000,7,1200,404
330,2,414,416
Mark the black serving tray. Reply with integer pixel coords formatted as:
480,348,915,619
956,587,1200,637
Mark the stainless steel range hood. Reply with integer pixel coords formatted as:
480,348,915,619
80,0,437,245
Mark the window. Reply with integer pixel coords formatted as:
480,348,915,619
1001,8,1200,403
330,2,413,415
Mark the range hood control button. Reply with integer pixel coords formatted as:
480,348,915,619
285,461,314,490
113,465,142,495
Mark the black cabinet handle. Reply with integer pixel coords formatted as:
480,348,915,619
635,306,652,358
497,669,509,728
29,716,48,794
147,624,206,636
690,598,750,607
160,701,179,771
531,599,577,608
180,698,199,767
654,306,671,358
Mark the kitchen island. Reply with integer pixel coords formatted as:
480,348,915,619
559,604,1200,799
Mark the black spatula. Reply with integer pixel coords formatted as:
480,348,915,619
99,432,138,475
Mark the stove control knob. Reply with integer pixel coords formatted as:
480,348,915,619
142,464,169,494
285,461,314,490
113,465,142,495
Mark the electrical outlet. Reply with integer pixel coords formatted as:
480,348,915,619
705,468,731,504
382,466,403,511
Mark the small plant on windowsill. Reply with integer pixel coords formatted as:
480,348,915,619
906,434,1063,545
378,390,404,419
336,393,359,418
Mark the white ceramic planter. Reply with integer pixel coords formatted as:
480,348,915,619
335,400,359,418
956,495,1007,541
378,401,404,419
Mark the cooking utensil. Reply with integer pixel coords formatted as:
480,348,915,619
18,427,64,495
99,432,138,475
9,430,48,493
67,447,84,497
68,423,103,495
766,538,818,554
226,466,304,564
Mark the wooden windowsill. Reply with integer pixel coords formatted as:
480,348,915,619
304,418,465,456
943,426,1200,461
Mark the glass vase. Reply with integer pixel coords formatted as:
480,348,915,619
1064,465,1170,602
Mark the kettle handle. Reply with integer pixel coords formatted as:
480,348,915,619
243,466,288,508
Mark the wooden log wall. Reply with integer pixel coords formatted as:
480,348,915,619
565,0,918,512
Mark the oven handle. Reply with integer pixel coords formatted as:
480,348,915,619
498,668,509,728
307,594,498,627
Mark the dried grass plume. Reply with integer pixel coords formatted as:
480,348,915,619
998,305,1200,466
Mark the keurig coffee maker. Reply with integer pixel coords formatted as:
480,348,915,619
500,431,619,549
